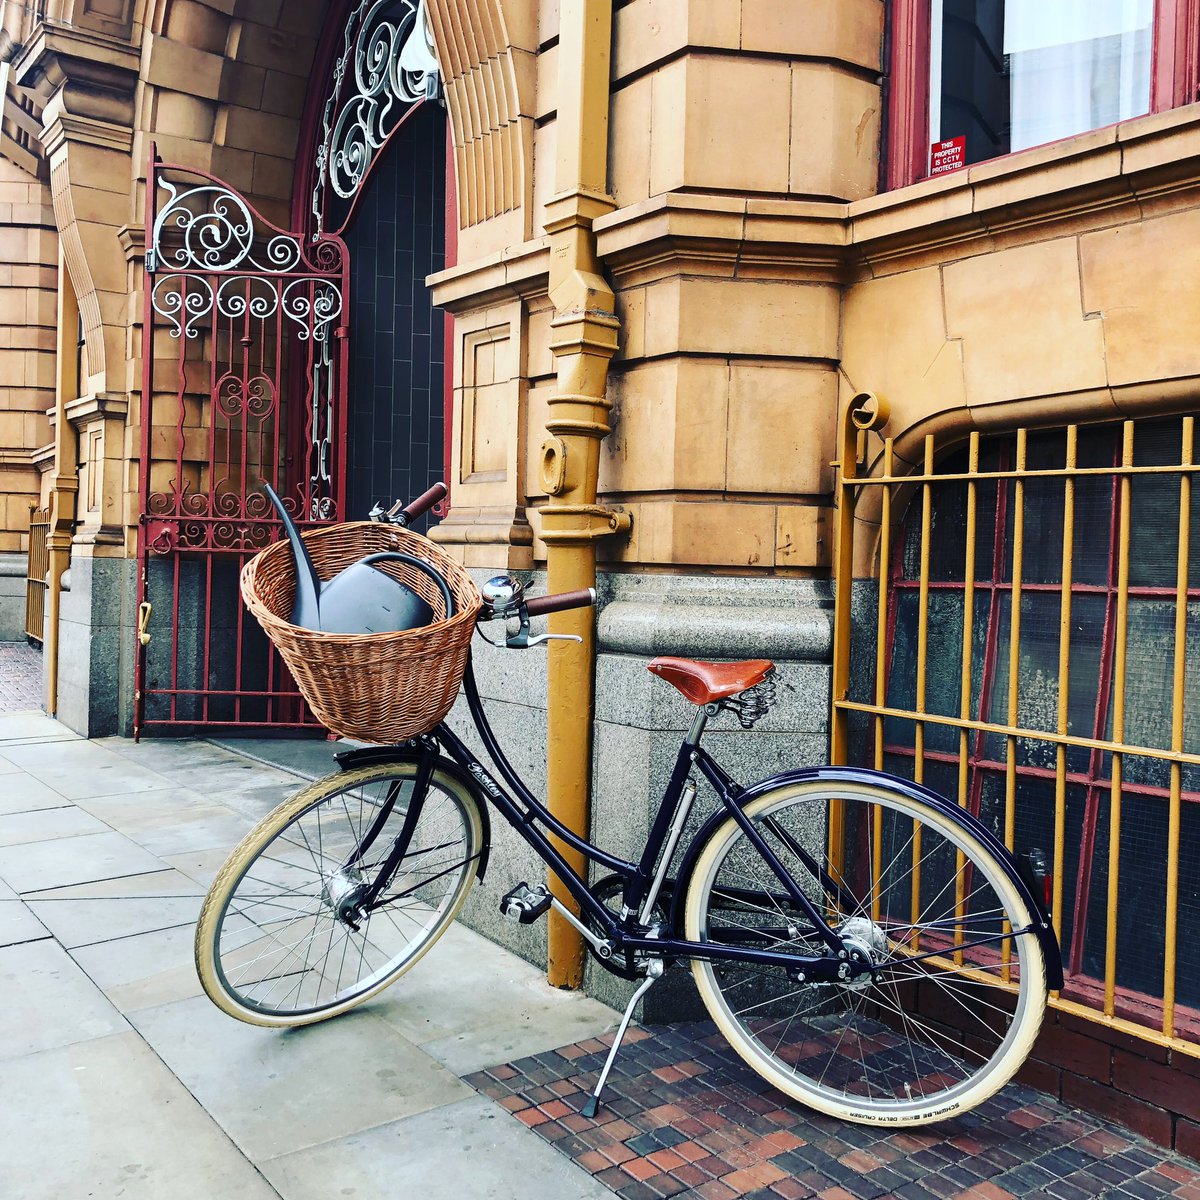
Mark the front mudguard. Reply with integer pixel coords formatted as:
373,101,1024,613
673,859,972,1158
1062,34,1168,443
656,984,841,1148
334,743,493,881
668,764,1063,990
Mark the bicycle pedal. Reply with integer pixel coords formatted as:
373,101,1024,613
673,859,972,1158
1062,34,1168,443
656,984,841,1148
500,882,551,925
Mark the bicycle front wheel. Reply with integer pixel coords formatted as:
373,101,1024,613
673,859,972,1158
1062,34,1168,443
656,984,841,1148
684,778,1047,1125
196,760,484,1027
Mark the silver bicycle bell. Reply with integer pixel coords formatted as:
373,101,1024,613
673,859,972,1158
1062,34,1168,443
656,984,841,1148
262,484,453,635
481,575,525,618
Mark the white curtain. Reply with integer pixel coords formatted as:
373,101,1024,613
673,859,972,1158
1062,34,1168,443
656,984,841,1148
1004,0,1152,152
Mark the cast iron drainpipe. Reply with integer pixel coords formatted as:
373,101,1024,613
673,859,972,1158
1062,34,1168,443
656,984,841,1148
538,0,632,988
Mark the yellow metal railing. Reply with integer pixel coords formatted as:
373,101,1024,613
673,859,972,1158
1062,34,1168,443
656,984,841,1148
24,504,48,645
831,394,1200,1056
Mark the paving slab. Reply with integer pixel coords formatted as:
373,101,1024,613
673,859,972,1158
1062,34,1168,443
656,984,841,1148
259,1094,612,1200
0,739,171,799
24,867,205,947
0,710,77,747
0,803,108,847
0,1032,280,1200
216,781,306,822
0,899,49,947
73,788,253,856
209,734,348,782
0,829,166,893
162,845,238,888
135,755,295,799
371,920,617,1075
69,922,204,1013
0,938,128,1060
0,770,73,814
130,994,474,1161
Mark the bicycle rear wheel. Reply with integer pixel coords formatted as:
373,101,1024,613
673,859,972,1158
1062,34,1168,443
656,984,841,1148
684,778,1047,1125
195,760,484,1027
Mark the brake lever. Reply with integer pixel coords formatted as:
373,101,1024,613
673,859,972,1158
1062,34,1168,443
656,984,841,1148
501,608,582,650
512,631,583,649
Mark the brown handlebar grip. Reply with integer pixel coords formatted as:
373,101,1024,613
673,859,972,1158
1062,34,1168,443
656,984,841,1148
524,588,597,617
400,482,448,524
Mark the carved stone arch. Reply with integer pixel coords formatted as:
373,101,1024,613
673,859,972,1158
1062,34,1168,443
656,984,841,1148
423,0,536,238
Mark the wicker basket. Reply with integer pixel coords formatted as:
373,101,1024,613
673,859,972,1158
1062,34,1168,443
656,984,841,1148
241,522,481,743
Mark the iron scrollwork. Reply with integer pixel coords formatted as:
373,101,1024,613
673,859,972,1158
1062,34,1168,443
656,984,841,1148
311,0,441,238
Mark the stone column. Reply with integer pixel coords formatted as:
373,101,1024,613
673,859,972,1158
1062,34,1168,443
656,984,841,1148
14,19,139,733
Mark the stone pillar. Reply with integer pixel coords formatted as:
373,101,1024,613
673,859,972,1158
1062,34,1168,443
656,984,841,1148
14,19,139,733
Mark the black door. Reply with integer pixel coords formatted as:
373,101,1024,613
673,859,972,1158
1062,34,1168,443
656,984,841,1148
344,102,447,530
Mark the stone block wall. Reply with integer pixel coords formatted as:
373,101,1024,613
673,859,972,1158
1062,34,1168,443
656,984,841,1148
0,155,53,556
448,568,834,1017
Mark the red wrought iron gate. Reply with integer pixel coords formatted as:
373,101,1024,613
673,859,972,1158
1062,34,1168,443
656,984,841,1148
134,150,351,736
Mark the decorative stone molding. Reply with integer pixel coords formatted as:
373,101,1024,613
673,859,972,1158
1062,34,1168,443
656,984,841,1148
424,0,535,232
593,192,850,288
14,20,138,405
849,104,1200,275
13,21,139,138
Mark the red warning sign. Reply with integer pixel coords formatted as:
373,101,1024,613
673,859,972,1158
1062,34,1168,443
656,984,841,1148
929,136,966,176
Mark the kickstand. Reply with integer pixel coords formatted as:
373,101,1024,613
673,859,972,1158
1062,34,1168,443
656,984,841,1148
581,963,662,1120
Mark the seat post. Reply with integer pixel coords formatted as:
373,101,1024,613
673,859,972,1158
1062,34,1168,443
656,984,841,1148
686,705,710,746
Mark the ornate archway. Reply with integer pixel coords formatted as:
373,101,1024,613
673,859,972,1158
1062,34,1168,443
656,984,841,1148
134,0,447,733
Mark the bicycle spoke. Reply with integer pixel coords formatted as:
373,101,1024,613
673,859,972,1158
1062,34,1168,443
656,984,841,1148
202,765,481,1020
688,781,1045,1122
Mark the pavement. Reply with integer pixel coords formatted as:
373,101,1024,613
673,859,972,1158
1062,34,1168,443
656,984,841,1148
0,708,618,1200
2,704,1200,1200
0,641,41,713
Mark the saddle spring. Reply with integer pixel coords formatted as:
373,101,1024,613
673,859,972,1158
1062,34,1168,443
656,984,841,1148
721,668,777,729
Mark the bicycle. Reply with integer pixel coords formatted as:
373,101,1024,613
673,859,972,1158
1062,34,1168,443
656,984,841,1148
195,486,1063,1127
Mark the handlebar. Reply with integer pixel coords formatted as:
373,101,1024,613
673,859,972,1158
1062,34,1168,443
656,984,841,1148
524,588,596,617
397,482,447,525
370,482,447,527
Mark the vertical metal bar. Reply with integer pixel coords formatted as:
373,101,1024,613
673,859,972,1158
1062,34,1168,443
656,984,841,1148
915,434,934,786
1053,426,1077,958
1163,417,1191,1036
871,438,894,922
1072,458,1123,976
1005,428,1026,851
135,145,160,739
170,552,181,723
1106,420,1135,1017
830,409,861,770
954,432,980,959
1002,429,1027,977
203,553,212,726
911,434,935,945
874,438,894,773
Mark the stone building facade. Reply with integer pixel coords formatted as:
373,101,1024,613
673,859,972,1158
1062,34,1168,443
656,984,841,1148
2,0,1200,1143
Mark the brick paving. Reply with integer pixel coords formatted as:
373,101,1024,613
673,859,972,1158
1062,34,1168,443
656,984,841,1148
0,640,41,712
467,1019,1200,1199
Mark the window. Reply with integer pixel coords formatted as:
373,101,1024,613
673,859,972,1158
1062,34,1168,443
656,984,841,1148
887,0,1200,189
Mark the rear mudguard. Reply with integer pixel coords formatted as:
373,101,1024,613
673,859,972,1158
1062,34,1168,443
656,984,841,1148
668,764,1063,990
334,744,492,881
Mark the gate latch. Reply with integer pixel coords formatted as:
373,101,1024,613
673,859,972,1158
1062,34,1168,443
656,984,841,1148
137,601,152,647
145,518,179,555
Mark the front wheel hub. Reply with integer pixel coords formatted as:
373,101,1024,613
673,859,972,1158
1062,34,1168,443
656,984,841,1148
321,868,369,926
